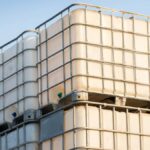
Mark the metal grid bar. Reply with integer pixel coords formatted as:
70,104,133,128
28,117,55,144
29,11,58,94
122,14,126,98
37,27,43,107
0,30,38,49
44,24,49,106
147,19,150,100
111,12,115,96
36,42,150,71
73,106,76,149
139,110,143,150
0,122,39,150
85,6,89,92
36,23,150,56
35,3,150,30
68,7,73,92
1,47,5,124
0,30,38,124
99,11,104,95
35,3,150,106
0,48,35,67
36,23,150,51
9,141,39,150
39,101,150,150
112,107,116,150
61,12,66,98
132,17,137,98
126,109,130,150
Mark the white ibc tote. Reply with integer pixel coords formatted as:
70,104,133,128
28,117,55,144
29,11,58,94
0,31,39,124
36,3,150,107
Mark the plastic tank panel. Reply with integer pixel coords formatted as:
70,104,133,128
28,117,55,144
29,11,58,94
0,35,38,124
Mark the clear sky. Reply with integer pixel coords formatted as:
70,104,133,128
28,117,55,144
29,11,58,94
0,0,149,46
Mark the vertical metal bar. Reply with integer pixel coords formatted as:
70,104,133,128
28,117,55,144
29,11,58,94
68,8,73,92
101,105,104,149
61,15,65,148
85,6,89,92
126,109,130,150
85,103,89,148
147,19,150,100
0,134,1,150
22,33,26,150
35,31,39,110
122,14,126,98
24,124,26,150
6,132,8,150
61,12,66,97
1,47,4,123
17,127,19,149
99,10,104,94
111,13,115,95
50,139,53,150
139,110,143,150
16,39,19,124
38,28,43,107
113,107,116,150
99,105,102,148
44,24,49,105
132,16,137,98
73,105,76,149
21,35,25,115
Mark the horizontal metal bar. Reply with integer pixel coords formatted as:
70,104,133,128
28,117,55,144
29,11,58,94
0,80,37,96
38,56,150,77
37,23,150,47
38,74,150,97
0,30,38,49
9,141,39,150
37,41,150,68
35,4,78,29
35,3,150,30
0,66,37,82
70,147,111,150
0,95,38,111
39,126,150,143
37,23,150,53
0,120,38,135
0,48,36,66
41,100,150,120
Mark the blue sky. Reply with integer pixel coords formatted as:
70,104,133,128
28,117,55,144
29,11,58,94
0,0,149,46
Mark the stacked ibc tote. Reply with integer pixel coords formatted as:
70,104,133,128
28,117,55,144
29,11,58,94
0,3,150,150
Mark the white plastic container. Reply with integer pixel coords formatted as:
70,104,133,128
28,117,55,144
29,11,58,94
0,122,39,150
0,34,38,124
37,6,150,107
41,102,150,150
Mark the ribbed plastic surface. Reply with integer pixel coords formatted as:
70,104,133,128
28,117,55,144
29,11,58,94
37,7,150,107
0,34,38,124
41,102,150,150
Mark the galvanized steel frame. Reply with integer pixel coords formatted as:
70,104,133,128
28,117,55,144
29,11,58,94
40,100,150,150
35,3,150,105
0,30,39,123
0,120,39,150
